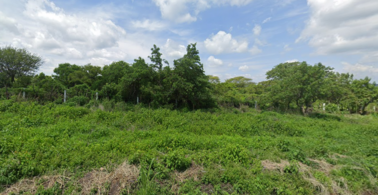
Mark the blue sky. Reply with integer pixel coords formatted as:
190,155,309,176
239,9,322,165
1,0,377,82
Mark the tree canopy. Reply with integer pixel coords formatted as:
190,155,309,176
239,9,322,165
0,46,43,83
1,45,377,114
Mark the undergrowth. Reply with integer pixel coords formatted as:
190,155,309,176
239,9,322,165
1,100,377,194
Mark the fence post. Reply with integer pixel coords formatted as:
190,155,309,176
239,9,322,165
255,101,257,109
323,103,325,111
96,92,98,101
64,90,66,103
137,96,139,104
23,88,25,99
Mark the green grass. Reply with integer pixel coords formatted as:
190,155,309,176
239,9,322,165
1,100,378,194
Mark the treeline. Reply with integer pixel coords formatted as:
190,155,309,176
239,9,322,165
0,45,377,114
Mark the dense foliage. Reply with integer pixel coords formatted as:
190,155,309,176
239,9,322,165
0,100,377,194
1,45,377,115
1,45,378,194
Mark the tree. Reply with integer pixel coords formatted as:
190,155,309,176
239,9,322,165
102,61,130,85
323,72,354,110
0,46,42,98
350,77,378,114
225,76,254,88
119,57,153,103
53,63,81,87
0,46,43,83
172,43,214,109
266,61,333,114
148,44,168,71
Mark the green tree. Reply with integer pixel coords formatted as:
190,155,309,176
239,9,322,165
225,76,254,89
172,43,214,109
53,63,81,87
119,57,154,103
102,61,130,85
350,77,378,114
0,46,43,83
0,46,42,98
266,61,333,114
149,44,168,71
323,72,354,110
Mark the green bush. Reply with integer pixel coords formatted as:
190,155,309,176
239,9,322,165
67,96,89,106
162,150,191,171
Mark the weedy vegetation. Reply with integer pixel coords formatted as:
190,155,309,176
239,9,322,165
1,100,377,194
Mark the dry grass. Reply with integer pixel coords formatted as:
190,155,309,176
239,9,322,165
171,162,204,193
261,159,290,173
261,159,353,195
77,162,139,195
174,162,204,183
2,162,206,195
2,161,139,195
1,175,69,195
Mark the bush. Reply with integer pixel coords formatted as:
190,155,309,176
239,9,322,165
66,96,89,106
163,150,191,171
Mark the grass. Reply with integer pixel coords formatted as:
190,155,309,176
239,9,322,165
0,100,378,194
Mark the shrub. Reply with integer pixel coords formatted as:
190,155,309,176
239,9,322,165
162,150,191,171
66,96,89,106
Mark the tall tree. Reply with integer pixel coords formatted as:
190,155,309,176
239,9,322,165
148,44,168,71
350,77,378,114
0,46,42,98
0,46,43,83
102,61,130,85
266,61,333,114
172,43,213,109
53,63,81,87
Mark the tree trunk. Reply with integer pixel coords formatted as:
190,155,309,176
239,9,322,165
304,103,313,115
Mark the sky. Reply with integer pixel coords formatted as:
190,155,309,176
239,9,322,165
0,0,377,82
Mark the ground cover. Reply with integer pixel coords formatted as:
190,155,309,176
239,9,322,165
1,100,377,194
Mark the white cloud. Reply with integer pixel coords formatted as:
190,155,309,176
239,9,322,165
66,48,83,59
153,0,200,23
285,59,299,63
89,57,113,66
204,31,249,54
131,19,167,31
342,62,378,80
0,0,155,74
343,62,378,73
0,12,19,34
283,44,291,52
207,56,223,67
162,39,186,59
239,65,249,72
298,0,378,56
253,24,261,36
249,45,262,55
153,0,253,23
262,17,271,23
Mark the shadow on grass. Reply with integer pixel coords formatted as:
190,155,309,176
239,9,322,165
309,113,341,121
